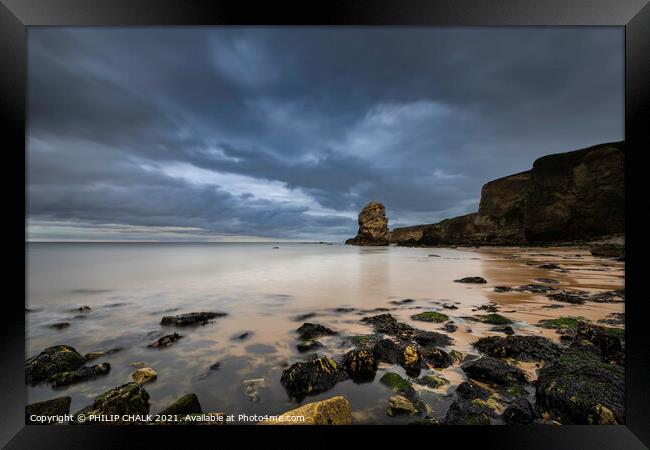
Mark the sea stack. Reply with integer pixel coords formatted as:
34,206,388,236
345,201,390,246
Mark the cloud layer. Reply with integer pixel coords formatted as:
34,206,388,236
27,27,624,241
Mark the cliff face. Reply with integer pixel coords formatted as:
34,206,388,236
390,141,624,246
523,142,624,242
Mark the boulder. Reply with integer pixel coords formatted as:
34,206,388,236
387,395,419,416
280,355,347,400
401,345,423,377
25,396,71,423
49,363,111,388
410,311,449,323
415,374,449,389
296,323,337,340
158,393,202,416
413,329,453,347
502,397,535,424
259,396,352,425
372,339,402,364
461,357,527,386
472,335,562,362
25,345,86,384
361,313,414,338
343,349,377,382
73,383,150,424
132,367,158,384
536,349,624,424
444,399,491,425
379,372,416,398
455,381,491,400
345,201,390,246
160,312,226,326
420,346,453,369
570,322,624,364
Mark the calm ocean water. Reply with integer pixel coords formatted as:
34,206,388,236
25,242,623,423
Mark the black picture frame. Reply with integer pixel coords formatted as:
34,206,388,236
2,0,648,448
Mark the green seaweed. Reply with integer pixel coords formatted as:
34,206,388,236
479,314,513,325
411,311,449,323
537,316,584,330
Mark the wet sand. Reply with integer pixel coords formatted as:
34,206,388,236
26,242,624,424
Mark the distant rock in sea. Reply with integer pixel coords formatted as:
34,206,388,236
345,201,390,246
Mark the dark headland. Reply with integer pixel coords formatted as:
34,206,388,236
346,141,624,257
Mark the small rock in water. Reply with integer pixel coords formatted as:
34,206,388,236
232,331,253,340
296,323,337,340
454,277,487,284
148,333,183,348
387,395,419,417
160,311,227,326
296,340,323,353
415,374,449,389
494,286,513,293
455,381,490,400
533,278,560,284
49,363,111,388
547,291,586,304
130,362,147,368
490,325,515,335
343,349,377,382
84,348,121,361
442,303,458,310
461,357,527,386
132,367,158,384
515,284,558,294
502,397,535,424
389,298,416,305
291,312,317,321
442,321,458,333
538,263,562,270
48,322,71,330
70,305,92,313
280,356,347,400
243,378,266,402
333,307,355,313
258,396,352,425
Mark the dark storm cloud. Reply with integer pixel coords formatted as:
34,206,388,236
27,27,624,241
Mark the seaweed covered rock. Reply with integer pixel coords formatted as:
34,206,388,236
343,349,377,382
420,346,453,369
345,201,390,246
25,345,86,384
73,382,150,424
502,397,535,424
379,372,416,398
49,362,111,388
411,311,448,323
472,335,562,362
373,339,402,364
132,367,158,384
160,312,226,326
535,349,624,424
296,323,337,340
461,357,527,386
297,340,323,353
455,381,490,400
413,329,453,348
571,322,624,364
259,396,352,425
415,374,449,389
361,313,414,338
280,355,347,400
444,399,491,425
387,395,419,417
25,396,71,423
158,393,202,416
401,345,423,377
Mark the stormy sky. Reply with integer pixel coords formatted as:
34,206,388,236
27,27,623,242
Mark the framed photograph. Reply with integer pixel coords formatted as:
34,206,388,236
2,0,648,448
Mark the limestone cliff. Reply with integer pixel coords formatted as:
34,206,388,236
389,141,624,246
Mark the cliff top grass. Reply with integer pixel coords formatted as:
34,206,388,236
411,311,449,323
